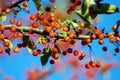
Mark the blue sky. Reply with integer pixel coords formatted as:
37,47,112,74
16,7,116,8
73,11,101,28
0,0,120,80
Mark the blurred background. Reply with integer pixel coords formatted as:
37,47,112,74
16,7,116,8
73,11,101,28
0,0,120,80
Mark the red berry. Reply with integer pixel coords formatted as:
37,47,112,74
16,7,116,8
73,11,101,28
9,18,15,24
62,51,67,56
85,64,91,69
10,26,16,32
98,39,104,45
102,46,107,52
67,48,73,53
52,47,58,53
30,14,36,20
16,21,22,27
32,22,38,28
78,55,83,60
4,41,10,47
73,50,79,56
50,0,56,3
50,59,55,64
96,63,101,68
0,47,3,54
52,53,59,59
32,51,39,56
81,52,86,57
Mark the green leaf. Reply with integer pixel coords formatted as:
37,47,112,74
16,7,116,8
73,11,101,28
81,0,95,15
81,0,89,15
40,48,51,66
91,3,119,14
75,10,92,23
28,40,36,49
37,37,49,44
27,47,33,54
66,19,78,28
4,39,13,50
22,35,30,44
0,14,6,22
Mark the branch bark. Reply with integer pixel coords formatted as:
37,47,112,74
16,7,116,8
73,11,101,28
3,25,115,40
2,0,27,12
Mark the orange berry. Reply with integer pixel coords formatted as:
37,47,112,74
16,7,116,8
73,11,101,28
32,22,38,28
112,25,117,31
96,62,101,68
18,32,23,37
49,32,56,38
11,1,15,5
13,33,18,38
23,1,29,7
73,50,79,56
0,34,4,40
0,25,6,31
45,27,52,32
98,39,104,45
98,33,104,39
13,48,19,53
41,39,47,44
89,61,96,68
86,38,91,43
109,34,114,38
50,17,55,22
79,22,85,28
52,47,58,53
40,20,44,25
49,12,55,18
94,29,100,35
10,26,16,32
50,22,55,27
109,38,114,43
9,18,15,24
81,52,86,57
55,23,61,29
64,36,70,42
5,8,11,14
116,37,120,42
30,14,36,20
36,13,41,20
85,64,91,69
91,34,96,39
16,21,22,27
69,32,75,39
52,53,59,59
4,41,10,47
32,51,39,56
63,26,69,32
0,8,2,15
0,47,3,54
91,62,96,68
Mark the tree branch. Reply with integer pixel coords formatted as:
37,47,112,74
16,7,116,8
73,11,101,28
2,0,27,12
3,25,115,40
